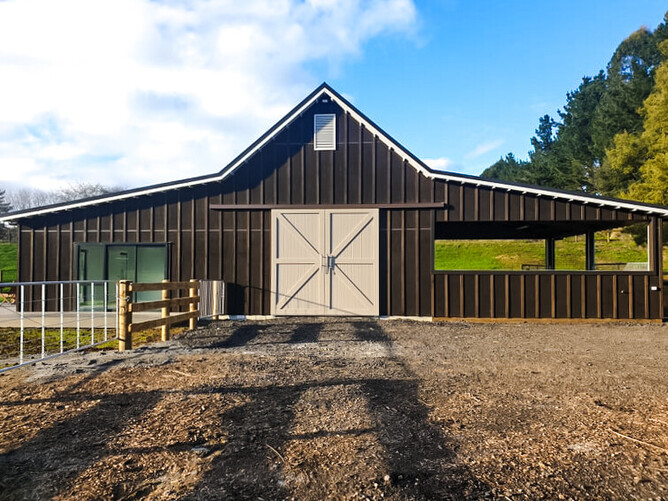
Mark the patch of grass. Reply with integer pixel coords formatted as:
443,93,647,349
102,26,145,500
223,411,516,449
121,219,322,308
0,242,17,287
0,327,110,360
0,242,16,269
434,240,545,270
0,324,188,369
435,233,657,271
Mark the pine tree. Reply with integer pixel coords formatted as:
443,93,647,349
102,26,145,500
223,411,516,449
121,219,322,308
619,40,668,204
0,189,12,241
480,154,529,183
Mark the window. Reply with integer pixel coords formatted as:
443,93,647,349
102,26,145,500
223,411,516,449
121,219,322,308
314,113,336,150
77,243,168,309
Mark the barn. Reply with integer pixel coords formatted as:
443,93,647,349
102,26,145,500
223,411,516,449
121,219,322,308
2,83,667,320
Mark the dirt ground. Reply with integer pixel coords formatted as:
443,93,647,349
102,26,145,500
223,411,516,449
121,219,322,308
0,318,666,500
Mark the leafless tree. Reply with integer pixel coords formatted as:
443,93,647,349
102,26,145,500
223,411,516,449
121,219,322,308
6,182,125,211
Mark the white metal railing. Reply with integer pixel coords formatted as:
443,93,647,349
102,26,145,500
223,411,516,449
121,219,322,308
0,280,118,372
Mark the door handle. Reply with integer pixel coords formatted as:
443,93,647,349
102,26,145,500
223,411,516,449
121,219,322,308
322,255,336,273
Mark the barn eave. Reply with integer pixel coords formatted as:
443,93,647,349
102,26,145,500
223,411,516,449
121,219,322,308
2,82,668,222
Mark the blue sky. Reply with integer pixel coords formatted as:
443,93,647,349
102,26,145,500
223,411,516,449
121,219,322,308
329,0,668,174
0,0,666,191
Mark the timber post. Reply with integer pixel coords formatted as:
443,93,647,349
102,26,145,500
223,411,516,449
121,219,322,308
118,280,132,351
189,279,199,330
212,280,219,320
161,279,170,341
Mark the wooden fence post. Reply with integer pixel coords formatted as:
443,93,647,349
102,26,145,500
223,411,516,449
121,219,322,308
118,280,132,351
161,279,170,341
212,280,218,319
189,279,198,330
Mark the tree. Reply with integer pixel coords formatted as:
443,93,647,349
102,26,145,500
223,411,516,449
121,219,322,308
591,26,665,158
6,182,124,211
523,115,585,190
557,72,607,190
596,131,647,197
480,153,528,183
57,182,122,202
0,188,12,241
612,39,668,205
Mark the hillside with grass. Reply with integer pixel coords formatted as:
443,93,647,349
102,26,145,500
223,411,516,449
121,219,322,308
0,243,17,282
435,233,667,272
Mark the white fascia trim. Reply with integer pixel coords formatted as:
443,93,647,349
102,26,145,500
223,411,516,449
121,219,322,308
328,93,435,180
0,90,327,222
0,176,219,221
2,87,667,221
328,94,668,217
426,172,668,217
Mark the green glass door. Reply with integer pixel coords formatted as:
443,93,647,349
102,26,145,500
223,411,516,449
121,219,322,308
135,246,167,303
77,243,168,310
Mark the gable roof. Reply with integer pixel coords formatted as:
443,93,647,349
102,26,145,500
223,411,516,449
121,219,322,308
2,82,668,221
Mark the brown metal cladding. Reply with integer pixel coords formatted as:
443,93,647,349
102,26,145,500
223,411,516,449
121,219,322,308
14,97,666,318
432,270,661,320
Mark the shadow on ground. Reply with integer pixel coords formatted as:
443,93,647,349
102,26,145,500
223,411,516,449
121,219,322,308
0,319,489,500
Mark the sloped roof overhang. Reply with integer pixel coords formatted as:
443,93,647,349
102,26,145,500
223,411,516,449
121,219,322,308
2,83,668,222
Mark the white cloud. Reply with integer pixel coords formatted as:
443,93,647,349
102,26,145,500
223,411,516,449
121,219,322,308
0,0,418,190
423,157,454,171
465,139,505,159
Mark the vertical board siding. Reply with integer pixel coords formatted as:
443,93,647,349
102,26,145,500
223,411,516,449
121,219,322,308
14,98,665,318
432,271,656,320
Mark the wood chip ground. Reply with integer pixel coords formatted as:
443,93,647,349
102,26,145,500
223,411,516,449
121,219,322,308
0,318,666,500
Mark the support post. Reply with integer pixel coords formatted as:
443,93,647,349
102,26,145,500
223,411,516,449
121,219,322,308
545,238,555,270
648,217,658,272
585,231,596,271
161,279,170,341
189,279,198,330
118,280,132,351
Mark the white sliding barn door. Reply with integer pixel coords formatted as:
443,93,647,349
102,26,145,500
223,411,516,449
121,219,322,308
271,209,379,316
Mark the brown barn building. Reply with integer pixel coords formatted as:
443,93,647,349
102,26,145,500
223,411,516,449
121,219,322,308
2,84,667,320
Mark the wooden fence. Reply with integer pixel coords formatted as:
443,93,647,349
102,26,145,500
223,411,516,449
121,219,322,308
117,279,200,351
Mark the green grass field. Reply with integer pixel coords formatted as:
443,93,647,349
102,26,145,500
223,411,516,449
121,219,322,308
435,233,666,271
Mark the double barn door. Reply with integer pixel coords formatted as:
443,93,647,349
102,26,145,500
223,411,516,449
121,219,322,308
271,209,379,316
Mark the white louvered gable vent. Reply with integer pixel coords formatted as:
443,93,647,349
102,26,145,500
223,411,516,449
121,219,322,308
314,113,336,150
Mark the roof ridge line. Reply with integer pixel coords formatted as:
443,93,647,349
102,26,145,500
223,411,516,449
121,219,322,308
2,83,668,221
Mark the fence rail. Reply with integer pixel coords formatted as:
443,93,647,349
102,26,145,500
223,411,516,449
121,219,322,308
0,278,223,371
118,279,200,351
